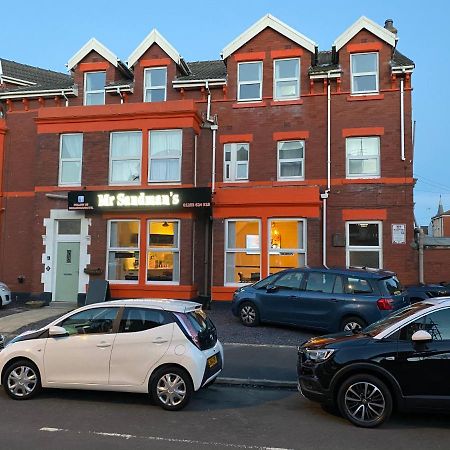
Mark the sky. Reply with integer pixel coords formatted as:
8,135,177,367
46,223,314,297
1,0,448,226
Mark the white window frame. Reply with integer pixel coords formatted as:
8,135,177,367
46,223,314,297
223,143,249,182
237,61,263,102
350,52,379,95
273,58,300,101
277,140,305,181
346,221,383,269
109,131,142,186
84,71,106,105
58,133,83,186
346,136,380,179
148,129,183,183
106,219,140,284
144,67,167,102
224,219,261,286
146,219,180,285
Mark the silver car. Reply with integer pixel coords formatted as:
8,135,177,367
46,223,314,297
0,282,11,307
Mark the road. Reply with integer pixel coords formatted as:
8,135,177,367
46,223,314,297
1,385,450,450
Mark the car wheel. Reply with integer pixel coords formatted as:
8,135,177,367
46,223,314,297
150,366,193,411
3,360,42,400
337,374,393,428
239,302,260,327
341,316,366,332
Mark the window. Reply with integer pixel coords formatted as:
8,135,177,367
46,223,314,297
238,62,262,101
273,271,304,290
224,143,249,181
149,130,182,182
109,131,142,184
59,134,83,185
346,137,380,178
107,220,140,282
84,71,106,105
269,219,306,274
274,58,300,100
119,307,171,333
277,141,304,180
305,272,341,294
351,53,378,94
144,67,167,102
60,307,118,335
57,220,81,235
345,277,373,294
400,308,450,341
346,222,382,269
147,220,180,283
225,220,261,284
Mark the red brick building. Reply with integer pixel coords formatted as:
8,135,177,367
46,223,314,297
0,15,417,303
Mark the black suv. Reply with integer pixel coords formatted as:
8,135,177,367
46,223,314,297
298,298,450,427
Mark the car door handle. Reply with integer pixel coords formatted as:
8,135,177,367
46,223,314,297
152,338,168,344
97,342,112,348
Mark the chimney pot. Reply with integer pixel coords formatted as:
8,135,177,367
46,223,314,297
384,19,398,35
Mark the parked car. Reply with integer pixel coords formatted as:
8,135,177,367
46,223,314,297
231,267,409,333
0,282,11,307
406,282,450,303
298,298,450,427
0,299,223,410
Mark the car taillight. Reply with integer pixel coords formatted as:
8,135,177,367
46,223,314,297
377,298,394,310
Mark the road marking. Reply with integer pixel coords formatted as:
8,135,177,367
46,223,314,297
40,427,293,449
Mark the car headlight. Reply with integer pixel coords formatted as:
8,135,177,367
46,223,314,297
304,348,335,362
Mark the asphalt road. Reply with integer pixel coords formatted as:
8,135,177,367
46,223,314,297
1,385,450,450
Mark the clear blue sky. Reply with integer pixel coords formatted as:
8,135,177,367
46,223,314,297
1,0,448,226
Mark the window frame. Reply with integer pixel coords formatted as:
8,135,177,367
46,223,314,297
237,61,263,102
106,219,140,284
345,221,383,269
223,142,250,182
273,58,300,101
58,133,83,186
146,219,180,285
277,140,305,181
345,136,380,179
224,218,261,286
108,131,142,186
143,67,167,102
350,52,379,95
84,71,106,105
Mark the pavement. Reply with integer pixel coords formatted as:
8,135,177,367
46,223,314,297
0,300,311,389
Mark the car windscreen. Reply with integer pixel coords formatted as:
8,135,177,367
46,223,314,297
363,302,433,336
252,273,279,289
381,276,405,295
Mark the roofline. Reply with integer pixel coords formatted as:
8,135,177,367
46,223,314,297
104,84,134,93
309,70,342,79
0,87,77,100
127,29,182,68
391,65,415,74
68,38,119,70
0,75,37,87
222,14,316,60
172,78,226,88
333,16,397,51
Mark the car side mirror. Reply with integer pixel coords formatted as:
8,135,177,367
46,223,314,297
266,284,278,293
48,325,69,337
411,330,432,342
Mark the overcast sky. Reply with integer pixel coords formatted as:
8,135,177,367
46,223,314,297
1,0,448,225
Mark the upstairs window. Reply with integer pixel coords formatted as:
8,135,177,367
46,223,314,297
59,133,83,186
346,137,380,178
277,140,304,180
351,53,378,94
238,62,262,101
224,143,249,182
149,130,182,182
144,67,167,102
109,131,142,185
84,71,106,105
274,58,300,100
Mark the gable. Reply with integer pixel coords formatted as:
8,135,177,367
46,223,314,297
68,38,118,70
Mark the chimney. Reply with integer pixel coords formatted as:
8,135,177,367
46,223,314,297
384,19,398,36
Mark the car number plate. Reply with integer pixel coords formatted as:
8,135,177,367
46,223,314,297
207,354,218,368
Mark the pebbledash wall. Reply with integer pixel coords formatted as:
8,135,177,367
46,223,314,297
0,15,419,303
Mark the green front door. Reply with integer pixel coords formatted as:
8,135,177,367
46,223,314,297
55,242,80,302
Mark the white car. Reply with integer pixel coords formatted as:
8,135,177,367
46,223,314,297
0,282,11,307
0,299,223,410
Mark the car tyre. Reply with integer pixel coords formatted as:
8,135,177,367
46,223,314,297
150,366,193,411
341,316,366,332
239,302,260,327
337,374,393,428
3,359,42,400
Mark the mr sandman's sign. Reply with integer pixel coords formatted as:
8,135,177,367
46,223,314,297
68,188,211,211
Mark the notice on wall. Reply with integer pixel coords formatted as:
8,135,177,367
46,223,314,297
392,224,406,244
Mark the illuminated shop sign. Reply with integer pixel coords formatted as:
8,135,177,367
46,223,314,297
68,188,211,211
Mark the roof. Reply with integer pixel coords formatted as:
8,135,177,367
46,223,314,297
176,60,227,81
308,51,341,75
334,16,397,51
423,236,450,247
222,14,316,60
100,298,202,313
391,49,415,68
68,38,119,70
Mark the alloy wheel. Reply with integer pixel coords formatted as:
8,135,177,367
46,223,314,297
7,365,38,398
343,321,363,332
156,373,187,407
240,305,256,325
344,381,386,423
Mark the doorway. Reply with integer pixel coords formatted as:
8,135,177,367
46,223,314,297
54,242,80,302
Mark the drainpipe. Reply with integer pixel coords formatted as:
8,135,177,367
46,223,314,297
116,88,124,104
413,214,425,284
400,71,405,161
62,91,69,107
194,134,198,187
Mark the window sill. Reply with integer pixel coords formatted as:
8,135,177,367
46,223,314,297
343,177,381,184
270,99,303,106
232,101,267,109
347,94,384,101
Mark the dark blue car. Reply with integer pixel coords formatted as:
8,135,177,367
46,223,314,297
231,267,410,332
